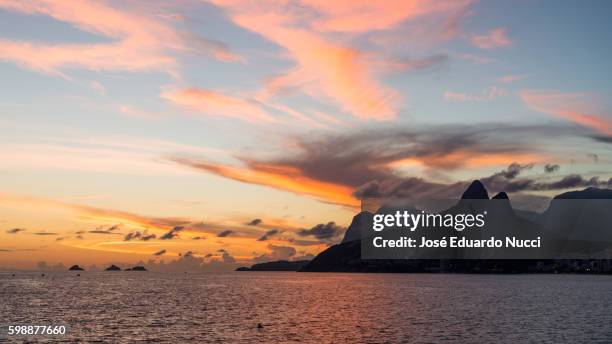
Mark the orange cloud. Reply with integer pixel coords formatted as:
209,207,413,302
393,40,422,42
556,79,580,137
470,27,512,50
0,192,304,241
520,90,612,136
391,151,544,170
0,0,240,74
171,158,359,207
161,88,277,123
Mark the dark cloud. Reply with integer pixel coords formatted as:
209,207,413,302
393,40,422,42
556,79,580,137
591,136,612,145
76,235,84,240
55,237,64,241
354,177,465,200
33,232,58,236
288,238,325,246
168,123,610,214
544,164,560,173
587,153,599,162
153,249,166,256
356,162,612,201
124,230,156,241
253,244,296,263
480,163,534,192
217,230,233,237
160,226,184,240
298,222,345,240
204,253,213,258
6,228,26,234
247,218,262,226
534,174,612,190
192,236,206,240
89,225,122,235
389,54,449,72
140,249,239,272
172,124,580,197
257,229,279,241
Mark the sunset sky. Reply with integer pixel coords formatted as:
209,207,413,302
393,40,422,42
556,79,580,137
1,0,611,270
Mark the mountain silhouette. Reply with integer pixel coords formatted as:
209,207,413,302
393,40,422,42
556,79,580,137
539,187,612,242
461,180,489,199
341,211,373,243
68,265,84,271
301,181,612,273
492,191,509,199
105,264,121,271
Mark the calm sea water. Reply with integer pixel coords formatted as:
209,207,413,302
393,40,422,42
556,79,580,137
1,272,611,343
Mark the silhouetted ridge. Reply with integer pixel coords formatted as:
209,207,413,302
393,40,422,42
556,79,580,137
236,260,309,271
461,180,489,199
492,192,509,199
105,264,121,271
68,265,84,271
341,211,373,243
553,187,612,199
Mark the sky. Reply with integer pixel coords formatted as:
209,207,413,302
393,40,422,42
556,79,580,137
1,0,611,270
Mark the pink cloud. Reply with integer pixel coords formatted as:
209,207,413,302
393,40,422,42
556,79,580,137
470,27,512,50
520,90,612,135
302,0,472,33
206,1,475,121
162,88,277,123
498,74,526,83
0,0,241,74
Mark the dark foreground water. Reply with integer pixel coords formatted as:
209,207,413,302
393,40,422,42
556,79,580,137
1,272,611,343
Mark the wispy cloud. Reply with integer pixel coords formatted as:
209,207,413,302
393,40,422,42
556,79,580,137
6,228,26,234
257,229,279,241
208,1,473,121
470,27,512,50
170,157,358,207
161,88,277,123
520,90,612,136
444,86,505,102
498,75,526,83
217,230,234,237
0,0,241,75
0,134,222,176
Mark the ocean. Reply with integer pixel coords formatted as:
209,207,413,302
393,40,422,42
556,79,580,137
1,271,611,343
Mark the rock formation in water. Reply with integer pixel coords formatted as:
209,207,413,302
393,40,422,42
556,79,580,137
105,264,121,271
235,260,310,271
125,266,147,271
68,265,84,271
